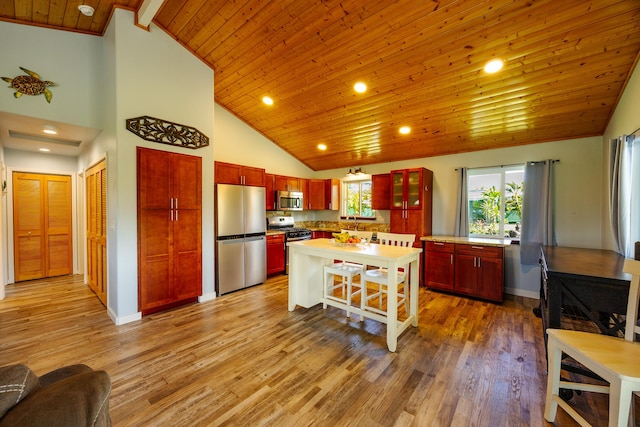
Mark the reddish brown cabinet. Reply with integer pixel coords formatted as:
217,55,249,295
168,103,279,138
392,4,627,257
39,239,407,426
371,173,390,210
425,241,505,302
266,233,285,276
454,244,504,302
307,179,340,210
138,147,202,315
275,175,303,192
265,173,275,210
390,168,432,246
424,241,455,292
214,161,265,186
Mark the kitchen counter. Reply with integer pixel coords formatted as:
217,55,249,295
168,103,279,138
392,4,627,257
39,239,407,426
421,235,511,247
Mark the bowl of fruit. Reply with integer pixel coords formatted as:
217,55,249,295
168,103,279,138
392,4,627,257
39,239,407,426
331,232,362,246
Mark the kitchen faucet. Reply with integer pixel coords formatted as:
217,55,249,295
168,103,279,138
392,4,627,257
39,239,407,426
346,215,359,230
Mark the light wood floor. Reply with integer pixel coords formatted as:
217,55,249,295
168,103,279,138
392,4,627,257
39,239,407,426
0,274,618,426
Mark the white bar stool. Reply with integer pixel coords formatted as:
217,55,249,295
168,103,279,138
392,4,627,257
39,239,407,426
323,262,364,319
362,232,415,316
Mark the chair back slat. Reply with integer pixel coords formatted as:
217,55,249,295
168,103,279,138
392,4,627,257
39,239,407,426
623,258,640,342
376,232,415,247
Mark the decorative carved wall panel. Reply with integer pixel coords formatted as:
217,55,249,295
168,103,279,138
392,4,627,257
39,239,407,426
126,116,209,149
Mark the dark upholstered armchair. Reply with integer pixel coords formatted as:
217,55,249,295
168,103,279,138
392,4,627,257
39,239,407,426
0,364,111,426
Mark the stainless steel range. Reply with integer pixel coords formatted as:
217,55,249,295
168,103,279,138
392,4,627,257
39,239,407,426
267,216,311,272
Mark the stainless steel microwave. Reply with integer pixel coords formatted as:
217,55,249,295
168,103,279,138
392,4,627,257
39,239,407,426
276,190,303,211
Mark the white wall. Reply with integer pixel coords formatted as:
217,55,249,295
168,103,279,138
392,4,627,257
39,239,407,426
107,9,215,323
0,21,103,129
214,104,314,177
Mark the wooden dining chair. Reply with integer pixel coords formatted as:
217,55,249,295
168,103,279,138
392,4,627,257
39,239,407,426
322,230,373,319
361,232,415,316
544,257,640,427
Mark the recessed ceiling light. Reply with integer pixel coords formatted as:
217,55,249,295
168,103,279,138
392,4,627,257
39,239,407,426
399,126,411,135
317,143,327,151
42,124,57,135
39,148,51,152
78,5,95,17
262,96,274,105
484,59,504,73
354,82,367,93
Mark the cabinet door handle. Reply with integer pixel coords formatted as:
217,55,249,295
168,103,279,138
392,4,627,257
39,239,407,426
471,246,484,250
473,256,477,268
478,257,481,268
450,254,453,264
175,198,178,210
176,209,178,221
434,242,444,246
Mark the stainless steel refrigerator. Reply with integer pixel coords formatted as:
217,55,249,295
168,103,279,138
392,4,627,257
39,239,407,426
215,184,267,295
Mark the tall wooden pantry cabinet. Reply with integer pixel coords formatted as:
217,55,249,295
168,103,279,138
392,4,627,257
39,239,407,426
137,147,202,315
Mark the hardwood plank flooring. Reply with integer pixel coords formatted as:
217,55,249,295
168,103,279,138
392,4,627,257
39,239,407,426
0,274,622,426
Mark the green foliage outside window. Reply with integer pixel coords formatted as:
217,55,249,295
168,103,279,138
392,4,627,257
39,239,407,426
469,181,523,237
345,181,373,217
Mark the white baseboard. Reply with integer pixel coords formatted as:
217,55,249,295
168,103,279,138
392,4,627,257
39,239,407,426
199,292,217,303
108,307,142,325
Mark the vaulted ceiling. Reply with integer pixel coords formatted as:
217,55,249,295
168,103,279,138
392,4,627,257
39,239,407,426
2,0,640,170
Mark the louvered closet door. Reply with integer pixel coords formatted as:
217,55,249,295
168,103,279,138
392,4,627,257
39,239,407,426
86,160,107,306
13,172,72,282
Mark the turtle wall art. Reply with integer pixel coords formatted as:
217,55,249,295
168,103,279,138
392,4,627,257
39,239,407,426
2,67,55,103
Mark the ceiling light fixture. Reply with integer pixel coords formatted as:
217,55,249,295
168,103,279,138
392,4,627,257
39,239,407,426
354,82,367,93
262,96,274,105
39,148,51,152
399,126,411,135
484,58,504,73
317,143,327,150
347,167,364,175
78,4,95,17
42,124,58,135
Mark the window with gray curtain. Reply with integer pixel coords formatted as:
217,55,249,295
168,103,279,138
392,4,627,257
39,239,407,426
520,160,556,265
609,134,639,257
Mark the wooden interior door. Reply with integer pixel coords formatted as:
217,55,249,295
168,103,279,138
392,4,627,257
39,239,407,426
13,172,72,282
86,160,107,305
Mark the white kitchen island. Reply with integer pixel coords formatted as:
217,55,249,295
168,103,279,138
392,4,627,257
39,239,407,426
287,238,422,352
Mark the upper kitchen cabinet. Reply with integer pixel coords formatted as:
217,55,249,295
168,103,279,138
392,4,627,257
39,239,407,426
215,161,265,186
275,175,304,192
307,179,339,210
389,168,433,246
325,179,340,211
372,173,390,210
265,173,275,210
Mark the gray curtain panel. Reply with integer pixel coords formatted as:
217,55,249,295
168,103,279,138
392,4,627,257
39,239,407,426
520,160,555,264
609,134,639,257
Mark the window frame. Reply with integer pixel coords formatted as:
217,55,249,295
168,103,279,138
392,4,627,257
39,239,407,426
341,175,375,219
467,164,524,240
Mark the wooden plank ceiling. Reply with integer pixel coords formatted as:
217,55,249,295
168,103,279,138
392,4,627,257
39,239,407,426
2,0,640,171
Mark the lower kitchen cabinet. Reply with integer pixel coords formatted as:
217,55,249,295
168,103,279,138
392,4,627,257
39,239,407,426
266,234,285,276
424,241,455,292
424,241,505,302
